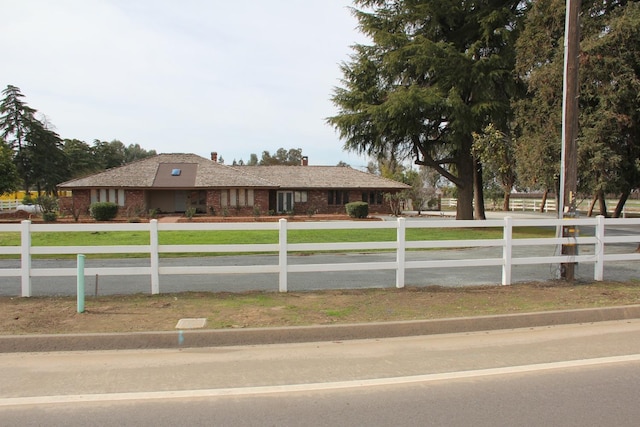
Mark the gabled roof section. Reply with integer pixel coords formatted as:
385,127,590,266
153,163,197,187
233,165,410,190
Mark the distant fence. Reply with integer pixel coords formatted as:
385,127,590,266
441,197,556,212
1,217,640,297
0,201,19,211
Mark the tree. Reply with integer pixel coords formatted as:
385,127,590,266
24,119,66,194
247,153,259,166
124,143,156,164
0,138,19,195
579,1,640,217
259,148,303,165
0,85,35,153
63,139,99,179
92,139,126,169
515,0,640,217
328,0,526,219
472,124,517,211
514,0,567,211
0,85,66,193
1,85,37,191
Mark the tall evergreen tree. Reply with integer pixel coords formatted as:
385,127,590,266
24,120,66,194
328,0,527,219
0,85,36,152
515,0,640,217
0,138,19,195
0,85,66,193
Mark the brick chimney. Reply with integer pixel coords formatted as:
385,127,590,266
301,156,309,166
211,152,218,162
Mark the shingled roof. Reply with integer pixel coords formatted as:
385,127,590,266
234,165,409,189
58,153,410,190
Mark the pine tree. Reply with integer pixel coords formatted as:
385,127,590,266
328,0,526,219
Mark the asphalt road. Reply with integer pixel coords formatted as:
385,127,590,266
2,320,640,426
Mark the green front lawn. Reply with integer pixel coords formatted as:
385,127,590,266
0,225,555,259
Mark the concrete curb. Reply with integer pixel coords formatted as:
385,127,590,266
2,305,640,353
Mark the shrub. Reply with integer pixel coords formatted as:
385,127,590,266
90,202,119,221
37,195,59,217
42,212,57,222
185,207,197,220
346,201,369,218
22,193,34,205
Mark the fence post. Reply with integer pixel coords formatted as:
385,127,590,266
502,216,513,285
396,217,406,288
150,219,160,294
594,215,605,281
20,220,32,297
77,254,85,313
279,218,288,292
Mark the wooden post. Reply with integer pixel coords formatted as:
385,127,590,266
560,0,581,280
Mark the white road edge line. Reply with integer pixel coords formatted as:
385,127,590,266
2,354,640,407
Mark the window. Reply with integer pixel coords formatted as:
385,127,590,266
362,191,383,205
171,168,181,176
91,188,126,206
221,189,254,207
328,190,349,205
294,191,307,203
277,191,293,212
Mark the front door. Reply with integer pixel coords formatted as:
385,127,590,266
277,191,293,213
175,190,187,212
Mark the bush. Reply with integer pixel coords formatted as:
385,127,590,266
90,202,119,221
22,193,34,205
37,194,59,216
42,212,57,222
185,207,197,220
346,201,369,218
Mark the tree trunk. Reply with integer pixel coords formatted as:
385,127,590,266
587,193,597,217
502,192,510,212
473,159,486,219
613,189,630,218
540,189,548,213
456,142,475,220
597,190,608,217
456,182,474,220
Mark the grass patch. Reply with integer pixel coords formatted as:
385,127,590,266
0,225,557,259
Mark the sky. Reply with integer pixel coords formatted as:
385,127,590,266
1,1,372,168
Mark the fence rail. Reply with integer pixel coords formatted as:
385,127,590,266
0,200,19,211
1,217,640,297
440,198,556,212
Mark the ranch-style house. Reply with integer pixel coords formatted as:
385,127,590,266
57,153,410,217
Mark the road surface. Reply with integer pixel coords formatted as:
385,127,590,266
2,320,640,425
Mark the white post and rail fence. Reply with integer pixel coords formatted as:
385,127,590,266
1,217,639,297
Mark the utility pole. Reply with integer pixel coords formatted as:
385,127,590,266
559,0,581,280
